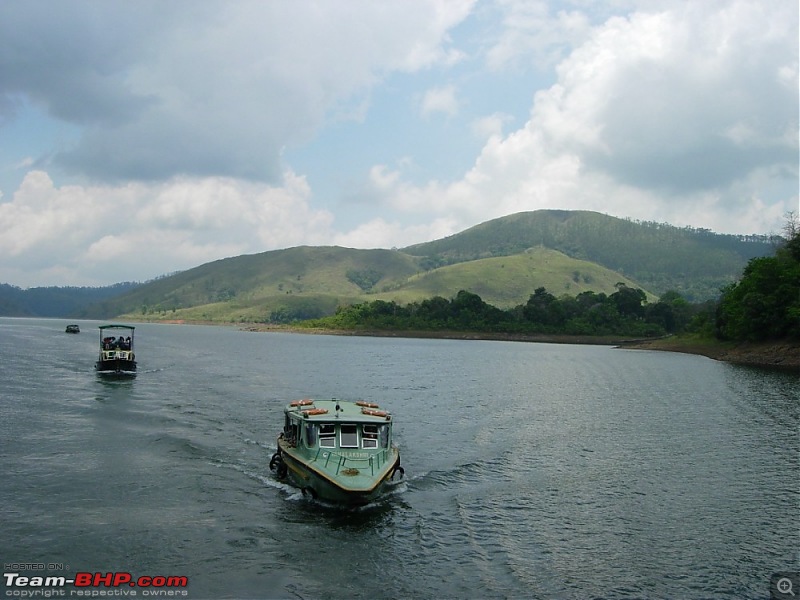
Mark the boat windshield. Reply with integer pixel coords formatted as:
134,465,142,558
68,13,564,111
308,422,390,449
340,424,358,448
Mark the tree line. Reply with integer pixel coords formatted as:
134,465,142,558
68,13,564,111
303,284,704,338
715,213,799,341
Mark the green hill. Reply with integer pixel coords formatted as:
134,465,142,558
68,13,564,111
77,210,776,323
371,247,650,308
403,210,775,300
83,246,422,321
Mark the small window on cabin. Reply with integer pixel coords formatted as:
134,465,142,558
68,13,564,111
340,424,358,448
362,425,378,449
305,424,317,447
319,424,336,448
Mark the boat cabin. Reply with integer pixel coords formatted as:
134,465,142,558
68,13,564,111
283,414,391,452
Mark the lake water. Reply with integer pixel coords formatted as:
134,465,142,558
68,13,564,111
1,318,798,599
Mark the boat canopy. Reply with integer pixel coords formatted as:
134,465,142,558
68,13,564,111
99,324,135,331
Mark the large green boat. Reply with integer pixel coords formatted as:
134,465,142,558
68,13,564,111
270,398,404,505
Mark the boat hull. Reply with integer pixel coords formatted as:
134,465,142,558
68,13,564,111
95,359,137,376
276,440,401,505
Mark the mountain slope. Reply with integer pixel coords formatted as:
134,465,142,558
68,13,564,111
372,247,651,308
84,246,423,320
75,209,778,323
402,210,775,299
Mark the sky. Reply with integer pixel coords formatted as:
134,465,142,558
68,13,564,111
0,0,797,288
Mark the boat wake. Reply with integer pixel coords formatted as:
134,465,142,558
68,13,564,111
210,458,299,496
404,452,517,493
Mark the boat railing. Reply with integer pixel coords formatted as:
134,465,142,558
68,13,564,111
101,350,133,361
313,447,392,476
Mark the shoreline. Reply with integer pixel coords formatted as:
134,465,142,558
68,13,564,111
615,337,800,370
129,318,798,371
238,323,800,371
240,323,653,345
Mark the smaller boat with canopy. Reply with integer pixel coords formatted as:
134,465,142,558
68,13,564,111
96,324,137,377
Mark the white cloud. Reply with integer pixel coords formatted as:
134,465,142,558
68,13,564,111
0,0,796,289
13,157,35,170
0,0,475,184
333,215,458,250
0,170,335,286
486,0,592,71
470,113,513,140
370,0,798,235
420,84,460,118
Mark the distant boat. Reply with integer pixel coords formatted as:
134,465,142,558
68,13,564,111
270,398,403,504
65,324,80,334
95,324,137,377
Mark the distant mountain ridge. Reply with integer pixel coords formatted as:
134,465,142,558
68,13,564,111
0,282,139,317
0,210,778,320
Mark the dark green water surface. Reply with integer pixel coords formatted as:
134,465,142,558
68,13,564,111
1,318,797,599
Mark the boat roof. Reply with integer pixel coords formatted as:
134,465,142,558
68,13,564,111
99,324,135,331
284,399,393,423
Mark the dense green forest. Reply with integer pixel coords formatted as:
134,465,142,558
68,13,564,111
300,285,703,338
302,214,799,343
715,215,799,341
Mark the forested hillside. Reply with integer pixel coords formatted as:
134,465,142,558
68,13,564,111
84,246,422,321
403,210,776,300
102,211,774,323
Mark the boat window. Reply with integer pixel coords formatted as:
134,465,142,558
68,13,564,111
305,424,317,447
378,425,389,448
362,425,378,449
319,424,336,448
340,424,358,448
